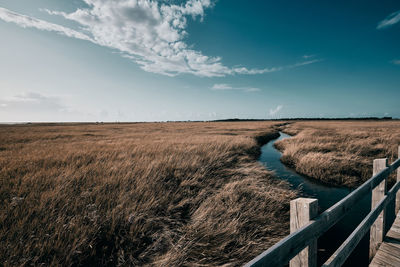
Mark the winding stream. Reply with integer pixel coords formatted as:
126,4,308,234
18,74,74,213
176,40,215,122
259,132,371,266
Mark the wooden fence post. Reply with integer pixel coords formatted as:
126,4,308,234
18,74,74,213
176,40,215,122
396,146,400,214
369,158,388,260
290,198,318,267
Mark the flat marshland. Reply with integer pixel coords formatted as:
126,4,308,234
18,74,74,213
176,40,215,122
276,120,400,187
0,122,295,266
2,120,399,266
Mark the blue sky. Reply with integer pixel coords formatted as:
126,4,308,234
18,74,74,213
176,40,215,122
0,0,399,122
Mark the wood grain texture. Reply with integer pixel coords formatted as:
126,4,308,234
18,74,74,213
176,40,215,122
370,158,388,260
322,181,400,267
245,156,400,267
290,198,318,267
396,146,400,214
370,211,400,267
245,164,391,267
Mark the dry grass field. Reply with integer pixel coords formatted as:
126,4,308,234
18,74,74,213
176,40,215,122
276,120,400,187
0,121,296,266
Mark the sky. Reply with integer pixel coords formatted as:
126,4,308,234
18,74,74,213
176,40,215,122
0,0,399,122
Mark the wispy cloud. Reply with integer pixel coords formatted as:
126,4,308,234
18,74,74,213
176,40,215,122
377,10,400,29
302,54,315,59
3,92,61,104
232,58,322,75
211,84,233,90
211,84,260,92
244,87,261,92
269,105,283,116
232,66,283,75
288,59,323,68
392,59,400,65
0,2,322,77
0,92,68,115
0,7,93,41
0,92,113,122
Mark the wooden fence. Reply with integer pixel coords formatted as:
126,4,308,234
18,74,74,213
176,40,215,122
245,146,400,267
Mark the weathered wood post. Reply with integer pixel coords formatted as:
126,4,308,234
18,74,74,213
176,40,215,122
369,158,388,260
290,198,318,267
396,146,400,214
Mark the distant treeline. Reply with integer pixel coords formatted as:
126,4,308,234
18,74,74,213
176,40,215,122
212,117,394,122
3,117,395,125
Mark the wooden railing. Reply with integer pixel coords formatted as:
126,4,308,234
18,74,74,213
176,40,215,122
245,146,400,267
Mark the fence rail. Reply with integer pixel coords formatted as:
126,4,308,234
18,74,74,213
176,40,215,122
245,146,400,267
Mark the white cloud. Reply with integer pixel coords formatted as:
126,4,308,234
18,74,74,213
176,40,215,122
211,83,232,90
288,59,323,68
1,92,66,110
232,66,283,75
0,92,74,122
0,2,322,77
269,105,283,116
392,59,400,65
302,54,315,59
377,10,400,29
0,7,93,42
244,87,261,92
0,92,111,122
211,84,260,92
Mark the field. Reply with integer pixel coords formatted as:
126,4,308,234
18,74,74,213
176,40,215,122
0,122,295,266
276,120,400,187
2,120,399,266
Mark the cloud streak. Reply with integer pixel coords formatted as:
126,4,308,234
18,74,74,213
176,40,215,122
0,7,93,41
0,92,115,122
211,84,260,92
269,105,283,116
0,2,322,77
0,92,68,114
288,59,322,68
377,10,400,29
392,59,400,65
302,54,315,59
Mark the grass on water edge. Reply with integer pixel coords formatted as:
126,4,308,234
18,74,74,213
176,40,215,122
0,121,296,266
275,120,400,188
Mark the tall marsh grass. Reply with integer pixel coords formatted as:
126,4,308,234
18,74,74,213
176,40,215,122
276,121,400,187
0,122,295,266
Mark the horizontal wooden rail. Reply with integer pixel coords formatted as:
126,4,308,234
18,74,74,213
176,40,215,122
322,180,400,267
245,156,400,267
389,158,400,172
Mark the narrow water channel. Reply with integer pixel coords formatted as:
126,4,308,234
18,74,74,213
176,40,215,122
259,132,371,266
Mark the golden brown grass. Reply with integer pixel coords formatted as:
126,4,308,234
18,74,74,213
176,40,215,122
0,121,295,266
276,120,400,187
